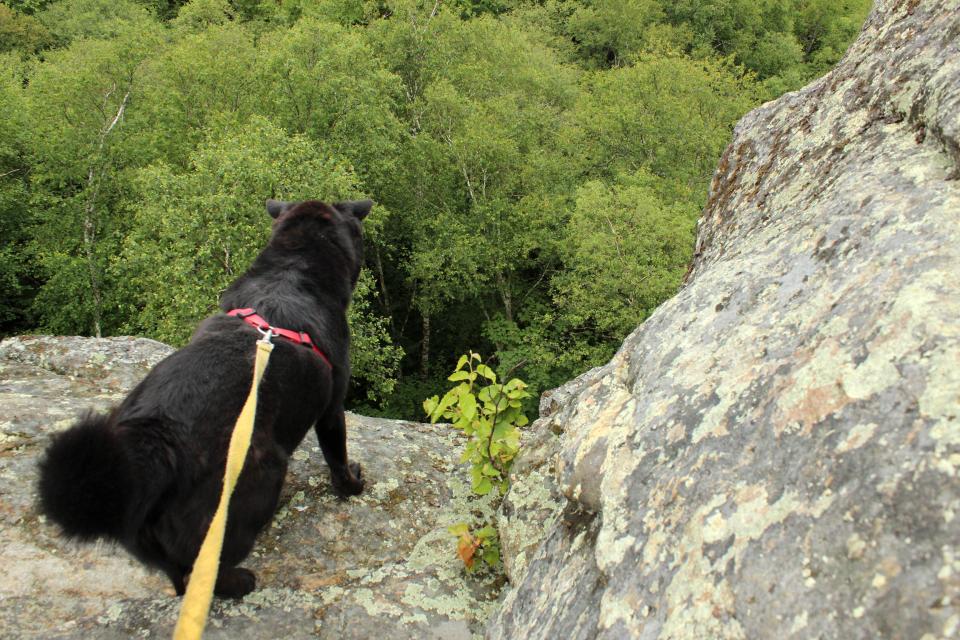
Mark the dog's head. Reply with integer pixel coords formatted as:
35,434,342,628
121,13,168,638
265,198,371,288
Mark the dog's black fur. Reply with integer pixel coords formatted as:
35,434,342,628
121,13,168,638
38,198,370,598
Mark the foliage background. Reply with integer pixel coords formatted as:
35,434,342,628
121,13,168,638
0,0,870,416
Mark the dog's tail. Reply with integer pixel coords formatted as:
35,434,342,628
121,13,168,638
38,412,134,541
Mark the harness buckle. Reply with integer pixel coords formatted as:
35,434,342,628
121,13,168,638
256,325,274,344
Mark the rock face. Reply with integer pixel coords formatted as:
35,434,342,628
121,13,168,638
487,1,960,638
0,336,501,639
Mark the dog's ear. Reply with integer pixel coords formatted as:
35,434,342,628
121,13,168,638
266,199,290,219
335,199,373,221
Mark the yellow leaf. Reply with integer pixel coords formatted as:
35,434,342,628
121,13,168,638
457,533,480,569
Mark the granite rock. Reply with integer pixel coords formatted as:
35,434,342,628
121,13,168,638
488,1,960,638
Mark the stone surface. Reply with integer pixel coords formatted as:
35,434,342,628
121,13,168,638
0,335,501,639
488,1,960,638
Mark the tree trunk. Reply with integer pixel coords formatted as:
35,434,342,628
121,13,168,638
420,314,430,378
82,205,103,338
373,243,391,314
497,272,513,323
82,88,130,338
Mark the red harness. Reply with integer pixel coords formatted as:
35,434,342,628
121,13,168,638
227,308,331,369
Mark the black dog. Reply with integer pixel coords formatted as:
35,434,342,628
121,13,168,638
39,199,369,598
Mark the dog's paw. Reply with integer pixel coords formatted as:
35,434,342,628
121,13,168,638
214,567,256,599
332,461,365,498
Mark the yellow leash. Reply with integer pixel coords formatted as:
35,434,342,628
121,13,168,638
173,337,274,640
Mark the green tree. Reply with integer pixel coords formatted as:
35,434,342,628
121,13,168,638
661,0,870,91
794,0,871,78
2,0,871,418
553,173,695,339
0,4,52,54
567,54,761,194
120,116,358,343
367,5,578,376
0,54,35,335
3,0,56,16
565,0,664,67
169,0,236,32
266,0,368,27
25,25,162,336
36,0,155,44
134,22,260,166
349,269,404,404
255,17,405,198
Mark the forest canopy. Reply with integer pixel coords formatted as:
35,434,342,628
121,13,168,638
0,0,871,417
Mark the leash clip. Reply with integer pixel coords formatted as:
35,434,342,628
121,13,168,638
256,326,274,344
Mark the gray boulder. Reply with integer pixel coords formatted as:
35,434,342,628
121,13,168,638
488,0,960,638
0,335,501,639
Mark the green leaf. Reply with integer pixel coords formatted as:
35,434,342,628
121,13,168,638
423,396,438,417
448,370,470,381
431,389,458,423
492,420,515,441
475,526,497,539
476,418,492,440
475,363,497,381
455,354,469,371
473,477,493,495
448,523,470,537
459,391,477,422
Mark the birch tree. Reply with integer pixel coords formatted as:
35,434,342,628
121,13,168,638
26,24,160,335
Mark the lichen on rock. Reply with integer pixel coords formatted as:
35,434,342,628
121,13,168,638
488,0,960,637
